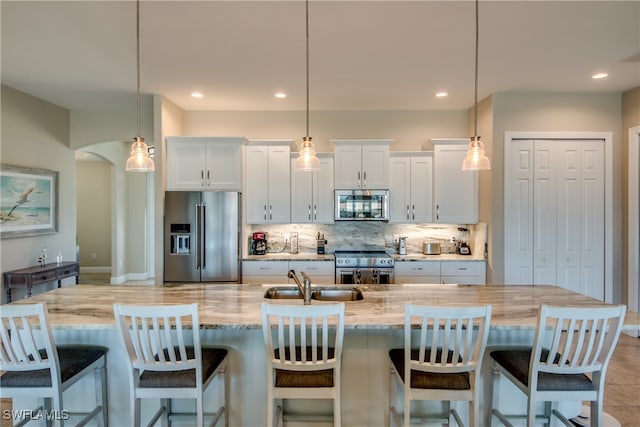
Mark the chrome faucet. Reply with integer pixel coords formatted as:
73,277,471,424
287,269,312,305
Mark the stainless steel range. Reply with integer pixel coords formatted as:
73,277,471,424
334,250,395,285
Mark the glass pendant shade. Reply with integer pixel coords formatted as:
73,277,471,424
294,137,321,172
462,136,491,171
125,136,155,172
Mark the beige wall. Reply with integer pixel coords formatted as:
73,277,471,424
76,160,111,269
0,85,76,302
184,110,469,151
490,92,623,301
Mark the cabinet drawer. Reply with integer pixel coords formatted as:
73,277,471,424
394,261,440,276
30,269,58,285
440,261,485,276
288,261,334,276
57,264,79,278
243,261,289,276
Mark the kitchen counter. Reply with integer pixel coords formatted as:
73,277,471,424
11,283,638,331
243,253,334,261
393,253,486,261
7,283,638,426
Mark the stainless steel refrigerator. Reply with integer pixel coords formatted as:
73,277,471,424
164,191,241,282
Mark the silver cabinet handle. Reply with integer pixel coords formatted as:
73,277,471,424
264,205,267,221
406,205,410,220
269,205,273,221
206,170,210,186
357,171,361,188
436,204,440,221
314,204,317,221
363,171,367,187
308,205,312,221
412,205,415,220
200,170,204,186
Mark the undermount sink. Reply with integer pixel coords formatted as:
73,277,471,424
263,286,364,302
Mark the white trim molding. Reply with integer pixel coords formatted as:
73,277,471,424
628,126,640,314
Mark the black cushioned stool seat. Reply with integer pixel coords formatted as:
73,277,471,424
389,348,471,390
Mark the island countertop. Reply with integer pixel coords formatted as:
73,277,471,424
9,283,639,331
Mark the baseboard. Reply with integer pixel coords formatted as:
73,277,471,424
80,266,111,273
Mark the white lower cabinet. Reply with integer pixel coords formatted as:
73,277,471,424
288,261,335,284
242,261,289,284
440,261,486,284
394,261,440,284
242,260,335,284
395,260,486,284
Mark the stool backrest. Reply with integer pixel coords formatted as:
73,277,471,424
405,304,492,374
0,303,59,379
113,303,201,373
531,304,626,377
261,303,345,372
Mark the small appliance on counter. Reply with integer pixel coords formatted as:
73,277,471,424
316,232,327,254
423,241,441,255
251,231,268,255
397,236,407,255
457,227,471,255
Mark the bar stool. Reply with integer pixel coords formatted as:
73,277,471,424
489,304,626,427
388,304,492,427
0,303,108,426
261,302,345,427
113,303,229,427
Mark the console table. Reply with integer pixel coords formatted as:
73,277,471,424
3,262,79,303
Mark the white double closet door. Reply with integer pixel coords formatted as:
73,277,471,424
505,139,605,300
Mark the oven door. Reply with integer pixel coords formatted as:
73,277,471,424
336,268,394,285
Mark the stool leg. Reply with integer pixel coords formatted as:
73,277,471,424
224,363,229,427
94,359,108,427
490,361,501,425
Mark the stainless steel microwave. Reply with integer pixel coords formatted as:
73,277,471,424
335,190,389,221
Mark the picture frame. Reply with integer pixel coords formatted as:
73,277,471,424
0,164,59,239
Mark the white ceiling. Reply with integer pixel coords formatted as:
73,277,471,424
2,1,639,113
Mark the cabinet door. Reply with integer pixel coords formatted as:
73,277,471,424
389,156,411,222
266,146,291,223
410,156,433,222
166,140,207,190
314,156,335,223
205,142,242,191
245,146,270,224
291,158,314,223
334,145,362,189
361,145,389,188
433,141,477,224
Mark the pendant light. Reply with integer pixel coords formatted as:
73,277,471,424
462,0,491,171
294,0,320,172
125,0,155,172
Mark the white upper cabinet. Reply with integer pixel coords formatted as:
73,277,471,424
166,136,246,191
245,141,291,224
290,153,334,223
432,138,478,224
389,152,433,223
331,139,391,189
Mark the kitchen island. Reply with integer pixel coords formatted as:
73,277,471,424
7,283,639,426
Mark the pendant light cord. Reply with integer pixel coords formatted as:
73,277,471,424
305,0,310,139
473,0,479,138
136,0,141,139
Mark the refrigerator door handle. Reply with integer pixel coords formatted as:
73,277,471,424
200,204,206,269
195,204,201,269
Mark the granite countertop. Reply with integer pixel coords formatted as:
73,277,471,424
10,283,639,332
243,253,486,262
243,253,334,261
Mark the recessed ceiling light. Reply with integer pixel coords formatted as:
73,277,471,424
274,92,287,99
435,91,448,98
592,73,608,80
191,92,204,98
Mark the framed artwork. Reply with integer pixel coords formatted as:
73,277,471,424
0,164,58,239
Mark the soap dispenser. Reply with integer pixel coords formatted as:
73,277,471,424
398,237,407,255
